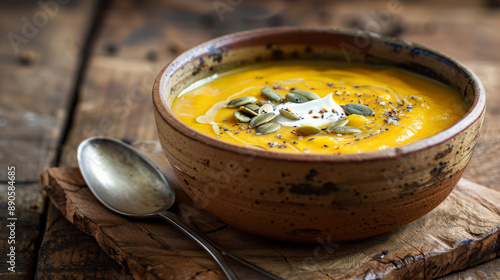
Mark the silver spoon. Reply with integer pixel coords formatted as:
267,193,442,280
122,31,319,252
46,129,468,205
77,136,282,280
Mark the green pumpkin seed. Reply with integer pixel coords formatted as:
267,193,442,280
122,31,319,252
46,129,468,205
295,125,321,136
326,119,349,132
290,89,320,100
329,126,362,134
279,109,300,120
257,100,275,107
233,110,252,122
342,104,374,116
286,93,308,103
256,122,281,135
244,104,260,111
239,106,258,116
258,104,274,115
261,87,283,102
227,96,257,108
249,113,276,128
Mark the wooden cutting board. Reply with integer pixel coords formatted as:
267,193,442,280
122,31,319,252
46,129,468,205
39,142,500,280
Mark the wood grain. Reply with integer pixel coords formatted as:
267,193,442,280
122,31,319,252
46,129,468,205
439,257,500,280
462,61,500,191
58,57,160,167
0,0,97,182
40,164,500,280
0,183,45,279
0,1,97,279
34,203,132,280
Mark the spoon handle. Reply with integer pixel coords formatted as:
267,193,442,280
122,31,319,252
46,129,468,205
195,233,284,280
158,211,239,280
158,211,283,280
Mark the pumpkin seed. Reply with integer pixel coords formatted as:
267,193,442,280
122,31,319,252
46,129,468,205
257,100,275,107
279,109,300,120
233,110,252,122
342,104,374,116
239,105,259,116
258,104,274,115
256,122,281,135
227,96,257,108
249,112,276,128
244,104,260,111
295,125,321,136
261,87,283,102
329,126,362,134
286,93,308,103
290,89,320,100
326,119,349,132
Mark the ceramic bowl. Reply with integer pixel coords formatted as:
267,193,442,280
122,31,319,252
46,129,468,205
152,27,485,243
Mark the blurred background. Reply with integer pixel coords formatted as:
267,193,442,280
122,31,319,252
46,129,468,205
1,0,499,279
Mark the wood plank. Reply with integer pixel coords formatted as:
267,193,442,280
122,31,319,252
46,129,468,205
461,61,500,191
58,57,161,167
34,203,132,280
0,1,97,279
0,0,97,182
0,0,92,66
40,161,500,279
331,0,500,61
0,183,45,279
438,257,500,280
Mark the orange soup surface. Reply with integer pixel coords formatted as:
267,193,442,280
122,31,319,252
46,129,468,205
171,63,467,154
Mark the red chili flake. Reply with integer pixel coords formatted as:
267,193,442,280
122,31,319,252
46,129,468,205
309,110,313,114
313,116,319,119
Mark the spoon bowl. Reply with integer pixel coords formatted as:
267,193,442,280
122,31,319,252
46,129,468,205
77,137,174,216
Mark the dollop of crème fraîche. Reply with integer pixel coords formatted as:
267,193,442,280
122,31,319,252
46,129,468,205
171,63,467,154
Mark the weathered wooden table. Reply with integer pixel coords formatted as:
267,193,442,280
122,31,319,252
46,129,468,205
1,0,499,279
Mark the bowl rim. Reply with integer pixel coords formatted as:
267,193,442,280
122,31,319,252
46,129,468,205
153,27,485,163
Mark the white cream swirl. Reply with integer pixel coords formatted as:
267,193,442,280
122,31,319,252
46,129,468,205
274,93,345,127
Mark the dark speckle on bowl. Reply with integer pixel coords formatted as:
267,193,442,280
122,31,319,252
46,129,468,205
271,49,284,59
305,169,318,181
289,182,339,196
208,45,224,63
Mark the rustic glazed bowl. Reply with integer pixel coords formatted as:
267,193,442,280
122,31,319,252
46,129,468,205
152,27,485,243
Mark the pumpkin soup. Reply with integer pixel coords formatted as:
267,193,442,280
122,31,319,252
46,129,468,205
171,63,467,154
